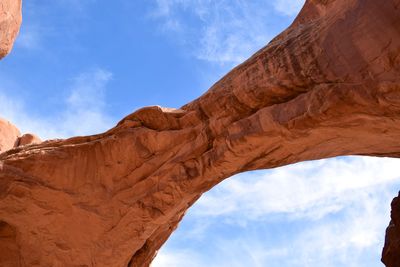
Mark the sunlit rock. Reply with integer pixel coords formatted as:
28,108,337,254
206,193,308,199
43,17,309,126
0,0,22,59
0,0,400,266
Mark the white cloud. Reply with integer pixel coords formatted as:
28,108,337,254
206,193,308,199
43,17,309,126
61,69,114,137
285,187,392,266
151,0,306,66
154,156,400,266
0,68,115,140
151,249,203,267
193,157,400,220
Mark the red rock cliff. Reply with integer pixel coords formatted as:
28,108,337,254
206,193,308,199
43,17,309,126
0,0,400,266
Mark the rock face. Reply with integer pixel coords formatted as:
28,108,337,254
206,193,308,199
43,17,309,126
383,192,400,267
0,118,20,153
0,0,400,266
0,0,22,59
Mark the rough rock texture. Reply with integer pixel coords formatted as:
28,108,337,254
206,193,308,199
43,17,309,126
17,133,42,147
383,192,400,267
0,0,400,266
0,0,22,59
0,118,20,153
0,118,42,154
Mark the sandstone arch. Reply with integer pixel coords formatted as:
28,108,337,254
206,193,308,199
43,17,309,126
0,0,400,266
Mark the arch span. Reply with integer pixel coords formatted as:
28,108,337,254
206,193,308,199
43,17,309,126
0,0,400,266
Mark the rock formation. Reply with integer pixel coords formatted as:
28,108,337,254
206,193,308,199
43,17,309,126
0,118,20,153
0,0,22,59
0,0,400,266
17,133,42,147
0,118,42,154
383,192,400,266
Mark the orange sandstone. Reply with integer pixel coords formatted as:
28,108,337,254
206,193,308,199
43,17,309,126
0,0,400,266
0,118,20,153
17,133,42,147
0,0,22,59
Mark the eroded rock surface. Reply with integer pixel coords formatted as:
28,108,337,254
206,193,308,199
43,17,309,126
0,0,400,266
0,0,22,59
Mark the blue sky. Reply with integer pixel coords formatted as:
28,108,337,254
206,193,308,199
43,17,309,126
0,0,399,266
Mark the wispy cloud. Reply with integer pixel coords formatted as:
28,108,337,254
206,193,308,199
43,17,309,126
193,157,400,220
62,69,113,136
0,68,115,140
152,249,203,267
151,0,305,66
154,156,400,266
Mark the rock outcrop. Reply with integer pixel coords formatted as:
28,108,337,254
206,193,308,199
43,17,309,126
17,133,42,147
383,192,400,267
0,0,22,59
0,118,20,153
0,118,42,154
0,0,400,266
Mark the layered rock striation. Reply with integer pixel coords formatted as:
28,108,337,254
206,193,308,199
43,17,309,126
0,0,400,266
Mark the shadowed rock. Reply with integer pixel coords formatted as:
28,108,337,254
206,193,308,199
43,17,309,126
383,192,400,267
0,0,400,266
